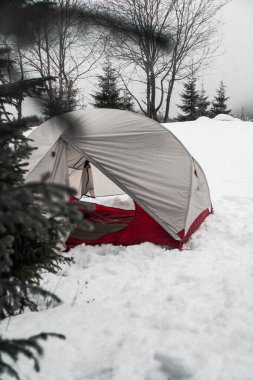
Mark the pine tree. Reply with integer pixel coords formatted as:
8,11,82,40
0,98,79,380
197,85,210,117
120,90,134,111
177,75,199,121
43,79,78,118
92,61,134,110
0,119,79,318
240,106,245,121
0,24,80,379
0,333,65,379
210,81,231,117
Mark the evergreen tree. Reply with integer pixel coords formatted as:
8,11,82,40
0,17,80,379
92,61,122,108
197,85,210,117
210,81,231,117
0,120,79,318
240,106,245,121
43,79,79,118
92,61,134,111
120,89,134,111
0,82,79,380
177,75,199,121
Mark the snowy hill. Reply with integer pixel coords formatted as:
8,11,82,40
1,117,253,380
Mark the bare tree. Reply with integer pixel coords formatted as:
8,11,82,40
104,0,175,121
162,0,227,122
22,0,105,117
104,0,228,121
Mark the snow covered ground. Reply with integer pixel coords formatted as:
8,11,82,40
1,116,253,380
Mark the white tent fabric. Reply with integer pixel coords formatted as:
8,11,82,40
90,165,124,196
25,109,211,241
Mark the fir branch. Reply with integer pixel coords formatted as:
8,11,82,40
0,333,65,379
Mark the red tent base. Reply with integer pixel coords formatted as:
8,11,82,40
66,200,210,251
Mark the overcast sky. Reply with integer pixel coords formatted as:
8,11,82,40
195,0,253,117
27,0,253,119
170,0,253,117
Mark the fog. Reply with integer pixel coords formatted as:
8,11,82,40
201,0,253,117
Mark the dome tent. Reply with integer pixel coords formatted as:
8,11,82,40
25,109,212,249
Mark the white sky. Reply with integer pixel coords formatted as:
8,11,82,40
148,0,253,118
198,0,253,117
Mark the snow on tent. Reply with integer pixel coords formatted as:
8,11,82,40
25,109,212,250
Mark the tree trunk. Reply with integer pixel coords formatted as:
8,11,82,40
150,70,158,120
146,70,151,118
163,78,175,122
17,97,22,121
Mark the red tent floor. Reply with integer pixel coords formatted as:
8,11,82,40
66,199,210,251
